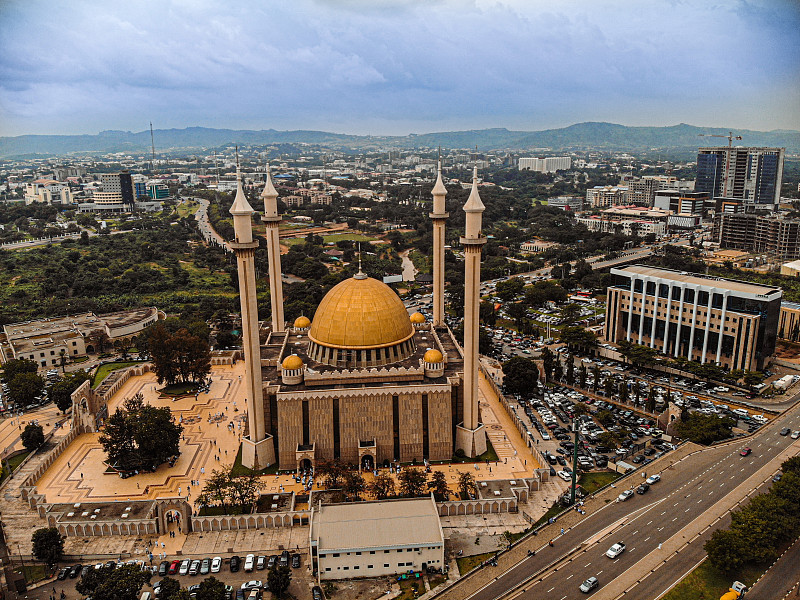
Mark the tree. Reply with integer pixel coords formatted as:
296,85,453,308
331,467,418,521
99,393,183,472
196,576,226,600
591,365,601,393
673,413,735,445
31,527,64,566
267,565,292,599
560,303,582,325
428,470,450,501
553,359,564,382
578,363,587,389
495,277,525,301
21,422,45,452
0,358,38,384
7,371,45,407
369,473,395,500
705,528,749,574
565,358,575,386
572,402,590,417
595,410,616,428
343,470,366,501
604,375,615,398
618,380,629,403
502,357,539,397
156,578,182,600
597,431,626,450
146,322,211,386
49,370,92,413
227,473,265,514
77,563,152,600
317,459,347,489
457,472,478,500
541,347,555,384
398,467,427,497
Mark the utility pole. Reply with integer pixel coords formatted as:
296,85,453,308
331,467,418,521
570,417,579,506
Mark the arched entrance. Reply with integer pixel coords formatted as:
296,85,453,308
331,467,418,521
299,458,313,473
361,454,374,471
155,500,192,535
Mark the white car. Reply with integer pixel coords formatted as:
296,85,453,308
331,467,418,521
645,474,661,485
244,553,255,572
606,542,626,558
241,581,263,590
792,431,800,439
178,559,191,576
210,556,222,573
557,470,572,481
617,490,634,502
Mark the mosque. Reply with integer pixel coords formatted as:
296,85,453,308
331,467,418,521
230,162,488,470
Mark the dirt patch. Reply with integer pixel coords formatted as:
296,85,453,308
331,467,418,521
320,576,397,600
774,341,800,363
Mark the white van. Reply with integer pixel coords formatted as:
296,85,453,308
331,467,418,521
244,553,255,572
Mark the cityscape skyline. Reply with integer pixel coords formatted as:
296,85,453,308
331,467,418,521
1,0,799,137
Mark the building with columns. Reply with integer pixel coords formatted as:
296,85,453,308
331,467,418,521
231,164,486,470
604,265,781,371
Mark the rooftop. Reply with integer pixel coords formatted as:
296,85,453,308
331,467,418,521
613,265,782,297
311,496,442,551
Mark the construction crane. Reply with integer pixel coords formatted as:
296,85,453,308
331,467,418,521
698,131,742,148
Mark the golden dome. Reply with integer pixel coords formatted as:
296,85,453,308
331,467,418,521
423,349,444,363
294,316,311,328
410,312,426,324
309,275,414,349
282,354,304,370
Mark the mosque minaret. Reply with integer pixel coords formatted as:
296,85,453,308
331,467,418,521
430,159,448,327
261,164,285,333
229,163,275,469
455,167,488,457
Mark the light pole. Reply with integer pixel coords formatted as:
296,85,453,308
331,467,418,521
570,418,579,506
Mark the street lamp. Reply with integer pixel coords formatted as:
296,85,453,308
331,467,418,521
570,418,579,506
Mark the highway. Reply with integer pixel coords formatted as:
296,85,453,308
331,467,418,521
746,535,800,600
434,396,800,600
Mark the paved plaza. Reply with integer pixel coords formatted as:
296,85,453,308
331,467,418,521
0,403,71,458
20,361,544,559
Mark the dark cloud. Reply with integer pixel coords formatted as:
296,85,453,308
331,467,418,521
0,0,798,135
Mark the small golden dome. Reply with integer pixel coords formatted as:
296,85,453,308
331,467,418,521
282,354,304,370
424,349,444,363
410,312,426,324
309,276,414,349
294,316,311,328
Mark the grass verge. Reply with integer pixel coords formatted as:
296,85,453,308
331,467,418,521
662,559,764,600
0,451,32,484
578,471,622,495
14,563,48,583
394,577,426,599
92,361,144,387
456,552,495,576
159,382,199,396
451,439,499,464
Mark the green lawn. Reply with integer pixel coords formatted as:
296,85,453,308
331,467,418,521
663,560,763,600
0,451,32,484
578,471,622,495
394,576,426,600
286,232,378,246
14,563,48,583
456,552,495,576
160,382,199,396
229,446,279,477
451,440,499,465
92,361,144,387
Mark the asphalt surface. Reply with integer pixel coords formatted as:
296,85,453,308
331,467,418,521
440,397,800,600
747,535,800,600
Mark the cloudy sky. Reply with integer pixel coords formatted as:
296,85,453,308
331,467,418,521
1,0,798,136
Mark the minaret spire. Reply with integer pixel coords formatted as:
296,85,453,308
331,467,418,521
261,159,285,333
430,150,448,326
229,148,275,469
455,165,487,458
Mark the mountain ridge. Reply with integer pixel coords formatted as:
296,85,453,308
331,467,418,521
1,122,798,157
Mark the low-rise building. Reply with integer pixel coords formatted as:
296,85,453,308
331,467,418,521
586,186,629,208
576,215,665,238
521,239,561,253
713,214,800,260
310,496,444,581
518,156,571,173
780,260,800,277
778,302,800,342
547,196,584,212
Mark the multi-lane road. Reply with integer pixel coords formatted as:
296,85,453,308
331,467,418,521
435,396,800,600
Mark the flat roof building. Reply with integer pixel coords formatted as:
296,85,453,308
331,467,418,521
696,147,784,208
310,496,444,581
605,265,782,371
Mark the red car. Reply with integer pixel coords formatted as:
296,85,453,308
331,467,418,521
168,559,181,575
740,448,752,456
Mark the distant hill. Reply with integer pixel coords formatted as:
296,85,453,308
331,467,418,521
1,122,798,157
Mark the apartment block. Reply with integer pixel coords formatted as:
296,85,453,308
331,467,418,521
604,265,782,371
586,185,629,208
518,156,571,173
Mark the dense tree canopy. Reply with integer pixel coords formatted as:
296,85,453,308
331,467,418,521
673,413,735,445
21,422,45,452
49,370,92,413
502,357,539,397
76,563,152,600
31,527,64,566
146,321,211,386
99,393,183,472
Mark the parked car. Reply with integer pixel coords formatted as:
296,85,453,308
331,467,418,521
244,554,255,573
291,554,301,569
57,567,70,581
188,560,201,576
241,581,263,591
279,551,289,568
179,560,191,576
267,555,277,569
230,556,241,572
69,564,83,578
211,557,222,574
312,587,325,600
256,555,266,571
200,558,211,575
580,576,599,593
645,474,661,485
168,560,181,575
636,483,650,495
158,561,170,576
